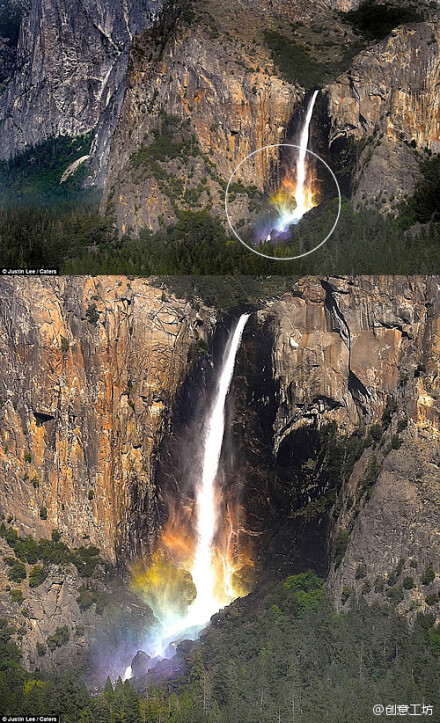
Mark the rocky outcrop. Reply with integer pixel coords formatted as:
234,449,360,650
326,20,440,205
261,276,439,446
328,436,440,620
0,534,155,675
257,276,439,617
0,0,160,184
0,277,213,562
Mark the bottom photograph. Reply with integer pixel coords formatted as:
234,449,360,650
0,275,438,723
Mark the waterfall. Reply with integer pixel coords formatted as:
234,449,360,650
272,89,319,234
129,313,250,669
188,312,250,621
294,90,319,221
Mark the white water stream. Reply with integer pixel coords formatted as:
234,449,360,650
293,89,319,221
188,313,250,622
276,89,319,231
124,313,250,678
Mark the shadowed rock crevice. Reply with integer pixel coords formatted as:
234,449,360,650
33,411,56,424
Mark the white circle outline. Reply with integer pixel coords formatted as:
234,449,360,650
225,143,342,261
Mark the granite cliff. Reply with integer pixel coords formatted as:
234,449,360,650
326,20,440,208
263,276,439,441
258,277,439,619
101,0,440,233
0,276,213,672
0,276,213,561
0,275,438,670
0,0,160,184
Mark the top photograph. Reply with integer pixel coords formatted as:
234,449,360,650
0,0,439,275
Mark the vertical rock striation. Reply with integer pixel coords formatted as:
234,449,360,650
0,277,212,562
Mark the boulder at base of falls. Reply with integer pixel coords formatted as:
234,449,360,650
131,650,152,678
145,655,184,686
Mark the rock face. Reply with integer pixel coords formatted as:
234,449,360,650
0,0,29,86
0,535,156,674
0,0,160,184
0,277,213,562
103,0,440,232
101,0,300,234
131,649,152,677
257,276,439,617
328,0,362,8
262,276,439,445
326,20,440,205
0,275,439,668
328,436,440,619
